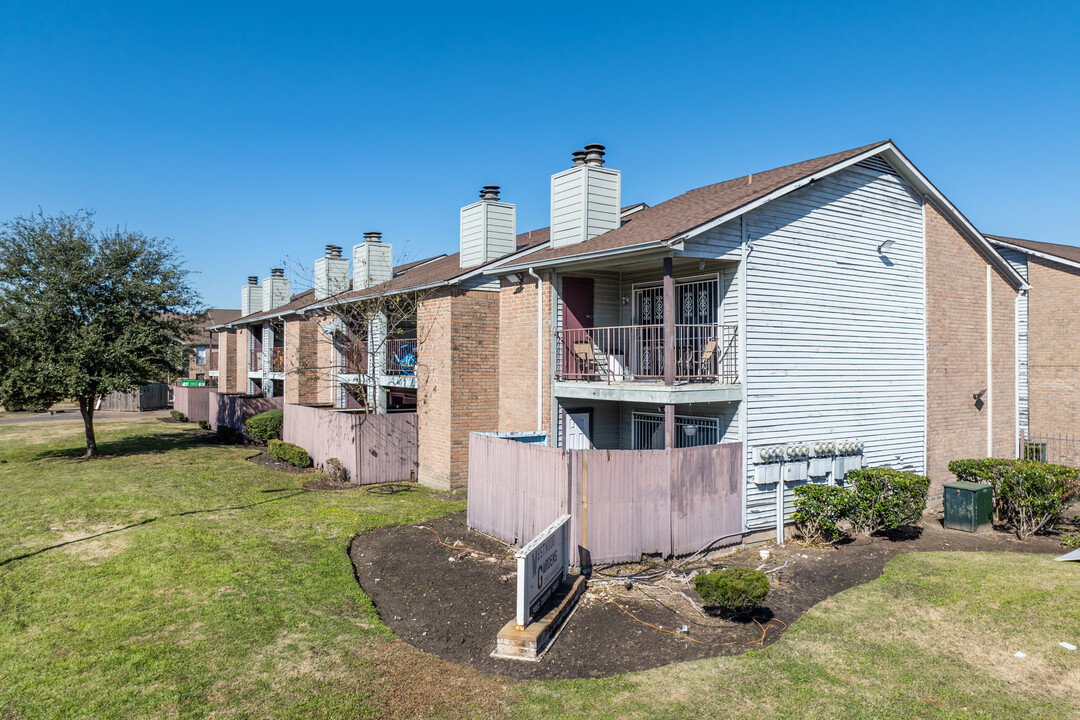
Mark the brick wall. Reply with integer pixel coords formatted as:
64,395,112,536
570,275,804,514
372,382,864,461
315,318,336,405
218,330,239,392
1027,257,1080,433
926,202,1017,501
284,317,320,405
416,289,501,490
497,273,553,436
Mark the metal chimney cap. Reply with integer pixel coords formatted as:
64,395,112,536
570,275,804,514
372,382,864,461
584,143,606,166
571,149,588,167
247,276,259,285
480,185,501,201
271,268,285,277
325,244,342,258
363,231,382,243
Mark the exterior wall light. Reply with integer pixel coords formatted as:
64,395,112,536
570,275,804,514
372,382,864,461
877,239,896,254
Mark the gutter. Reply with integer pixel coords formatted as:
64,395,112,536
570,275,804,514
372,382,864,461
527,268,544,432
496,239,678,275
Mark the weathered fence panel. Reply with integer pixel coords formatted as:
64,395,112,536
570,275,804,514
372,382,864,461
467,433,744,565
100,383,169,412
670,443,743,555
173,385,211,422
282,404,418,484
209,392,283,437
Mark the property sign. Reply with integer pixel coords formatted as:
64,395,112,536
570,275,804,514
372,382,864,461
515,514,571,627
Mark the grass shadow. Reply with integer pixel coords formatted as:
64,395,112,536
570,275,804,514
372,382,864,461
364,482,417,496
0,490,308,568
27,428,206,461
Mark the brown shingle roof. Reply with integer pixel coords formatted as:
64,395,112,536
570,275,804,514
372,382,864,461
505,140,891,267
986,234,1080,266
310,227,551,307
232,289,317,325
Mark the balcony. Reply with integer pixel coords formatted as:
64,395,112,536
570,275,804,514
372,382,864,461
340,341,368,375
208,349,218,371
555,324,738,384
385,338,418,376
249,347,284,373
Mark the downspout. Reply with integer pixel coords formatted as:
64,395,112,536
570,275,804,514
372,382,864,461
528,268,544,433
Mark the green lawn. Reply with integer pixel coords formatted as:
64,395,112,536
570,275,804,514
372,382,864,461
1,419,1078,720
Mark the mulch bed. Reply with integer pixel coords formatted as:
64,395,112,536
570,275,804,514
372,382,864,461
350,511,1069,680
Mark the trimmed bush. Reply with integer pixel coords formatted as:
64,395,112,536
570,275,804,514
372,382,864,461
197,419,210,430
847,468,930,534
216,426,243,444
325,457,348,484
245,409,283,443
170,410,187,422
792,484,854,543
694,567,769,611
269,440,311,468
949,458,1080,539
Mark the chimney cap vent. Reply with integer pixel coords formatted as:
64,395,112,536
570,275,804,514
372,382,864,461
571,149,588,166
271,268,285,278
248,275,259,285
584,143,606,166
363,231,382,243
325,244,342,257
480,185,501,201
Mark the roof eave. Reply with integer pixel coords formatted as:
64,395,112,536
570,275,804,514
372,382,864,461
988,237,1080,275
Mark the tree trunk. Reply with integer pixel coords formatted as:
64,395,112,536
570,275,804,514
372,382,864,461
78,396,99,458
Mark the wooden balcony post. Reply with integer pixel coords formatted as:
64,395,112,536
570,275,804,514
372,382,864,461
663,256,674,386
664,403,675,449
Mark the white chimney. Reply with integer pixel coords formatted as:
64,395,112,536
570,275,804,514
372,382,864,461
550,143,621,248
352,232,393,290
241,276,262,316
460,185,516,269
314,244,349,300
262,268,290,310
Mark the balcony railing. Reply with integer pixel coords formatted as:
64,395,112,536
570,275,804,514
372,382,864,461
385,338,418,376
340,341,368,375
208,349,218,371
249,347,284,373
555,324,738,383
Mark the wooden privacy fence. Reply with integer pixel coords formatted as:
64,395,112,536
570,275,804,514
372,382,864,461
1021,430,1080,467
283,404,418,484
208,392,284,437
99,383,169,412
467,433,743,566
173,385,211,422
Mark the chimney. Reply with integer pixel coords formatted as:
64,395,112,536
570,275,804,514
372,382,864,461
550,143,622,248
262,268,291,310
353,231,393,290
241,275,262,317
314,244,349,300
460,185,517,269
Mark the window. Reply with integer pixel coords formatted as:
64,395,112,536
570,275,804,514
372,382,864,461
631,412,721,450
195,345,207,365
195,373,205,380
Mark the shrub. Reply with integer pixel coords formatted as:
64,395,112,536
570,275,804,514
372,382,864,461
325,457,348,484
949,458,1080,539
268,440,311,468
847,468,930,535
1062,532,1080,551
216,426,243,444
245,409,283,443
792,484,855,543
197,419,210,430
694,567,769,611
170,410,187,422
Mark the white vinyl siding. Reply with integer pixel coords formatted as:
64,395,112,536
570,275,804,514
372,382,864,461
550,165,621,247
739,162,926,531
460,200,516,269
998,248,1029,433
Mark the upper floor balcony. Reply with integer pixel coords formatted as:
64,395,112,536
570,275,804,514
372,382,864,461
385,338,418,376
208,349,218,371
555,323,738,384
250,347,284,373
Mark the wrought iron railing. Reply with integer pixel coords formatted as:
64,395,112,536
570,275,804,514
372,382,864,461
339,341,368,375
555,324,738,383
208,349,218,371
385,338,418,376
249,347,284,373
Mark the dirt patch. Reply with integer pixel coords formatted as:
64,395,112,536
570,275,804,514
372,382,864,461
350,511,1065,680
301,477,358,491
244,450,319,475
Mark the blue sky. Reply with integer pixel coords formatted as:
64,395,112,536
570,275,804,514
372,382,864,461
2,1,1077,309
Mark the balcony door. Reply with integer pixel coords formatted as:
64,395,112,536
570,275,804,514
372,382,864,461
562,277,594,380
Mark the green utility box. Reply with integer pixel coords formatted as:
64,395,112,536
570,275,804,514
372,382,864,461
943,481,993,532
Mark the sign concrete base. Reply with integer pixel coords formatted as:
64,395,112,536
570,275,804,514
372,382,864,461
492,575,586,661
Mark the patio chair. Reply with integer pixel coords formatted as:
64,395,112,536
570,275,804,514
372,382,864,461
695,338,718,377
571,340,611,381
